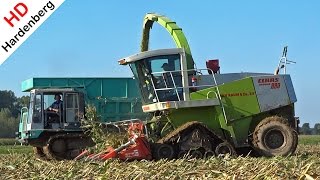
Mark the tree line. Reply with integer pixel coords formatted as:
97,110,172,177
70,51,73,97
0,90,29,138
299,123,320,135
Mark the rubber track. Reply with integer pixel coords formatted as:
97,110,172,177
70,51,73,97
33,147,48,160
43,133,92,160
157,121,226,145
43,144,57,160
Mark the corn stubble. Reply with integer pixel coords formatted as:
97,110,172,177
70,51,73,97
0,147,319,179
1,106,319,179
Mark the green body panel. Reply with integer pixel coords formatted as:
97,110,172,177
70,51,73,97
190,77,260,121
163,106,225,138
141,13,194,69
180,77,262,146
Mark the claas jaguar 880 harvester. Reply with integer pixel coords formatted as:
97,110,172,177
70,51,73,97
116,13,299,158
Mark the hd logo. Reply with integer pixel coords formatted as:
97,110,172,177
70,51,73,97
0,0,65,65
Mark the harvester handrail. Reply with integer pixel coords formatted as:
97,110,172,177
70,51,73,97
209,69,228,123
149,68,228,122
206,91,218,99
169,71,181,101
148,73,160,102
151,68,217,91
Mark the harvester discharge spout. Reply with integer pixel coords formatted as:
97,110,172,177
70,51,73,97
141,13,195,70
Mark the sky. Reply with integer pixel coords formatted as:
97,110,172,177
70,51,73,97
0,0,319,126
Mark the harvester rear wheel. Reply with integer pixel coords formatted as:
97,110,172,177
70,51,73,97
253,116,298,157
291,130,299,154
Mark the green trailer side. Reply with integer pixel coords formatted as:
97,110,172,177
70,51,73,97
21,77,146,121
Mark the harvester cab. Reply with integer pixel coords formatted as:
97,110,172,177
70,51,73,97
119,48,219,107
121,49,186,103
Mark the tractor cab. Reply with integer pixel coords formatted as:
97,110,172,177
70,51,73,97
18,88,85,143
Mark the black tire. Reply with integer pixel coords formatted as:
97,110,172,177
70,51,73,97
290,130,299,154
43,142,66,160
51,139,67,153
190,150,203,159
214,142,236,156
177,151,187,158
253,116,298,157
204,150,215,158
153,144,175,160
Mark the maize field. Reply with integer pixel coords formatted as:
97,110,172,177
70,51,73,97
0,107,319,179
0,140,319,179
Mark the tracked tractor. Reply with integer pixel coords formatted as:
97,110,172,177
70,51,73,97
17,78,146,160
117,13,299,158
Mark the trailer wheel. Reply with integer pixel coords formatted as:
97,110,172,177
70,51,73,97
253,116,298,157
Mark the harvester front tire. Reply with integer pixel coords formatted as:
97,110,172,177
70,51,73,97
253,116,298,157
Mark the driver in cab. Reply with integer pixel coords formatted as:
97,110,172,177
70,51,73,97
161,63,171,72
48,94,63,112
160,62,175,88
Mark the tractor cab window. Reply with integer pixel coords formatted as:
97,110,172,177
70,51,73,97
65,93,80,123
30,94,42,123
44,93,63,128
44,94,63,111
130,54,183,104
